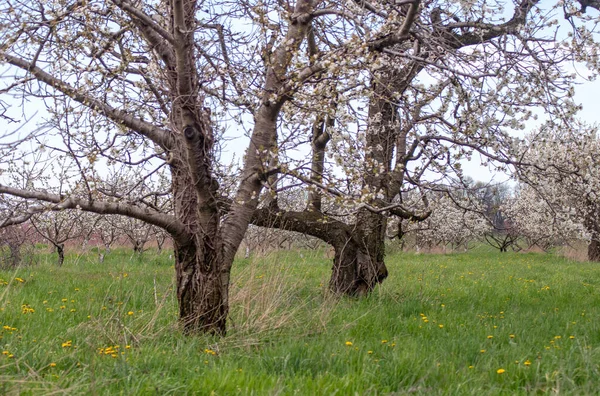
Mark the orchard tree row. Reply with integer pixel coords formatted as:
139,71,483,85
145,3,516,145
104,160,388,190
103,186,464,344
2,0,600,334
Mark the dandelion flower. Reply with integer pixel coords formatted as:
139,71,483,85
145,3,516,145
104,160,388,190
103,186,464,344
569,335,575,339
61,340,72,348
480,349,486,353
345,341,353,346
438,324,444,328
524,360,531,366
367,350,373,354
509,334,515,339
497,368,506,374
127,311,134,316
381,340,388,344
50,363,56,367
487,335,493,339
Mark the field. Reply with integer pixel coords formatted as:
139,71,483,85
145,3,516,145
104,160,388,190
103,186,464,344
1,247,600,395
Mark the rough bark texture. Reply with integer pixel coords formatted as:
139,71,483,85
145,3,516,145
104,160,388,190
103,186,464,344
174,239,229,334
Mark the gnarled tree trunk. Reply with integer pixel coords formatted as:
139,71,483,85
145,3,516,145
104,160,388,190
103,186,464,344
329,209,388,295
174,239,230,334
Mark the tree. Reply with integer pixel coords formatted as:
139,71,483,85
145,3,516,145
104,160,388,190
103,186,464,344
94,215,124,261
399,193,490,252
503,184,585,251
1,0,600,334
515,126,600,260
31,210,92,266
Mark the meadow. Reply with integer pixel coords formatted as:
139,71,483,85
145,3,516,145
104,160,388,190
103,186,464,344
1,247,600,395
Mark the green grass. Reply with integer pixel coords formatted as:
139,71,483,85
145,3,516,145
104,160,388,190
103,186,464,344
1,247,600,394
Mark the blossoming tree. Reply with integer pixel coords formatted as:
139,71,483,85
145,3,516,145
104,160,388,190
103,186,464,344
1,0,600,334
515,126,599,259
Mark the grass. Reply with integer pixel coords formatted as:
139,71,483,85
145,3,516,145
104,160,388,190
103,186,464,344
1,247,600,394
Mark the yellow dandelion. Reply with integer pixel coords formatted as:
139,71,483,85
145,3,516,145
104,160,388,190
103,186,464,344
480,349,486,353
15,278,24,283
345,341,353,346
367,350,373,354
487,335,493,339
50,362,56,367
509,334,515,339
127,311,134,316
497,368,506,374
524,360,531,366
61,340,72,348
569,335,575,339
438,324,444,328
381,340,388,344
468,365,474,369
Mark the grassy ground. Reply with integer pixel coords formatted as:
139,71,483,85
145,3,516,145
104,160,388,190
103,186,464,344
1,247,600,395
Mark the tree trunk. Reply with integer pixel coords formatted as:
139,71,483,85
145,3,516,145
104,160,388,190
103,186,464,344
8,242,21,268
56,243,65,266
329,210,388,296
174,239,230,335
585,205,600,262
589,236,600,262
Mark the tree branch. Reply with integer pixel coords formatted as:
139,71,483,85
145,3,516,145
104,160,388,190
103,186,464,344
0,53,173,151
0,184,191,244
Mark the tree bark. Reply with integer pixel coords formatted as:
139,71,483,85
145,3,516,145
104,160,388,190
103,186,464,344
329,209,388,296
174,239,229,334
251,206,388,296
588,237,600,262
55,243,65,266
